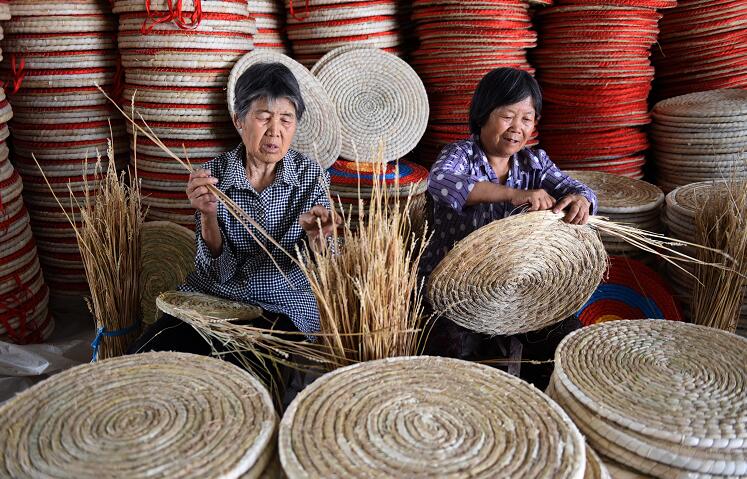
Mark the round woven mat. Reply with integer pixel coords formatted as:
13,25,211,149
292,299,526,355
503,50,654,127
279,356,586,478
652,89,747,118
227,50,342,169
156,291,263,322
139,221,196,324
427,211,607,335
314,47,429,163
566,170,664,214
584,446,611,479
0,352,277,478
553,320,747,476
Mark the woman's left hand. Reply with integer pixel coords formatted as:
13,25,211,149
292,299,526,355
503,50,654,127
299,205,341,248
553,194,591,225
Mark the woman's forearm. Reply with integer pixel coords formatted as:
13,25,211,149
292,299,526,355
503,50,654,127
200,214,223,257
465,181,515,205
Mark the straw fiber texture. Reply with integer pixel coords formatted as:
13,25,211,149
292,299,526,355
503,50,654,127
139,221,196,324
228,50,342,169
0,352,278,478
314,48,429,163
427,211,607,335
156,291,263,323
550,320,747,477
280,356,586,478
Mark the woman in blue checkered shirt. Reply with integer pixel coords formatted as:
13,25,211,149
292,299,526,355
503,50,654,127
130,62,338,357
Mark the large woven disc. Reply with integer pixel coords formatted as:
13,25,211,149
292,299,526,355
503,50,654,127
279,356,586,478
553,320,747,476
227,50,342,169
652,89,747,119
427,211,607,335
139,221,196,324
0,352,277,478
566,170,664,214
156,291,263,323
314,47,429,163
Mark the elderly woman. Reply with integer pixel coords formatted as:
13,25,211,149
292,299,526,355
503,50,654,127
130,62,337,355
422,67,598,388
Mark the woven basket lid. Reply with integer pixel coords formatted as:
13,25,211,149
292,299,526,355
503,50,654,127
156,291,263,323
552,320,747,476
314,48,429,163
139,221,196,325
0,352,277,478
653,89,747,119
227,49,342,169
565,170,664,214
427,211,607,335
279,355,586,478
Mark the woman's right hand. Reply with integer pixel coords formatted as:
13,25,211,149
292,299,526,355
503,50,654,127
509,189,556,211
187,168,219,217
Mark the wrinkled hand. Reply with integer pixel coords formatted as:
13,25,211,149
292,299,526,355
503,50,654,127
299,205,341,248
510,188,556,211
553,194,591,225
187,168,219,217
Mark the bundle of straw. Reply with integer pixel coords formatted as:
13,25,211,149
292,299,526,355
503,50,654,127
37,140,144,360
297,159,430,366
691,178,747,333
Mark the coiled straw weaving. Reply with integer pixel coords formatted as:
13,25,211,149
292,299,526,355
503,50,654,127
427,211,607,335
0,352,277,479
549,320,747,478
140,221,195,324
279,356,586,478
156,291,263,323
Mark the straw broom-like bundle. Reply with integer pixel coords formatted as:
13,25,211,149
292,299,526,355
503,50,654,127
36,140,144,360
297,158,430,366
691,178,747,332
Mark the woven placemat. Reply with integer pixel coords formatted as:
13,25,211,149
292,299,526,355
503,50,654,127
227,49,341,169
427,211,607,335
552,320,747,476
156,291,263,323
566,170,664,214
139,221,196,324
314,47,429,163
279,355,586,478
0,352,277,478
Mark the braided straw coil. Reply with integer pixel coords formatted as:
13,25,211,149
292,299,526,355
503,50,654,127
565,170,664,214
551,320,747,477
585,446,612,479
227,50,342,169
139,221,196,324
279,356,587,478
0,352,277,479
156,291,263,323
314,47,429,163
427,211,607,335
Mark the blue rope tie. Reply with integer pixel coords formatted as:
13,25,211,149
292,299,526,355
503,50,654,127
91,320,142,362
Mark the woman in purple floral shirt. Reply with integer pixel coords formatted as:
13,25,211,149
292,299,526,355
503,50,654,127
422,68,598,388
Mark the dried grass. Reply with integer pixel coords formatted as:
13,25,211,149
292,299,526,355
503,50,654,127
691,179,747,332
34,139,144,360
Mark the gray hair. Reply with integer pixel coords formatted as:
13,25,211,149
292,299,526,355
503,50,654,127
233,62,306,122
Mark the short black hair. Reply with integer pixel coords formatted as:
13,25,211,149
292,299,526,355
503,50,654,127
233,62,306,122
468,68,542,136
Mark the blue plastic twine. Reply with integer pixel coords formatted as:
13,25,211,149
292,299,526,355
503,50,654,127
91,320,142,362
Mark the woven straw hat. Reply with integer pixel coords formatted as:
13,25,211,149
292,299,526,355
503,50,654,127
427,211,607,335
280,356,586,478
156,291,263,324
139,221,196,324
314,48,429,163
228,50,342,169
0,352,277,478
550,320,747,477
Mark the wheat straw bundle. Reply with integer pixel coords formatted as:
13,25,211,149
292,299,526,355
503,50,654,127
0,352,278,478
139,221,195,324
549,320,747,478
428,211,608,335
692,178,747,335
279,356,586,478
